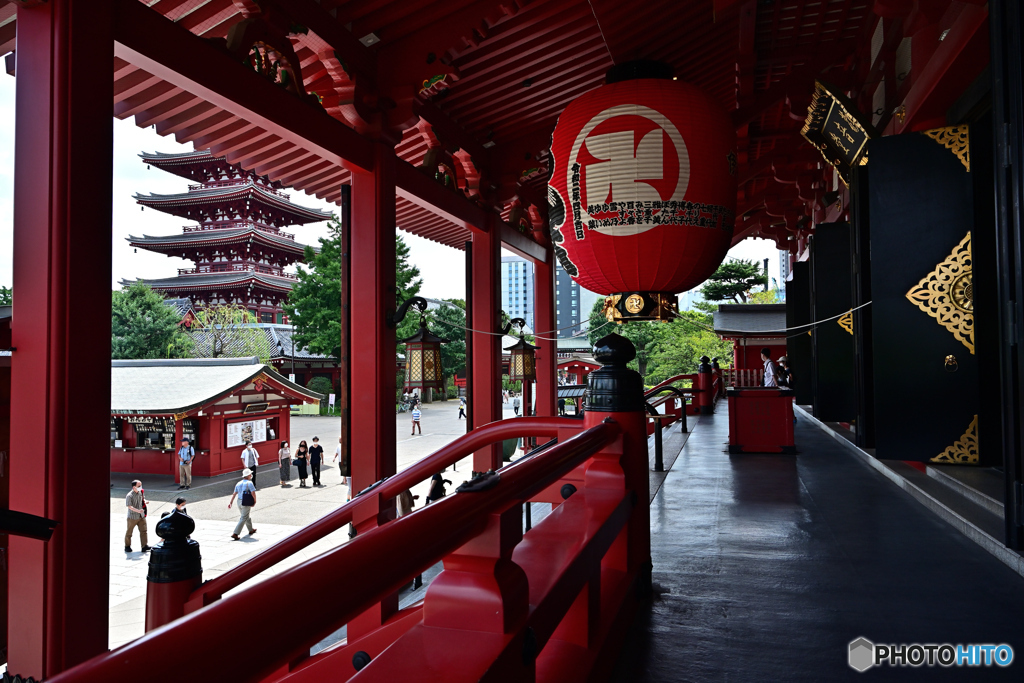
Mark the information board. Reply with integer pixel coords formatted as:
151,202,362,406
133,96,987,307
226,418,267,448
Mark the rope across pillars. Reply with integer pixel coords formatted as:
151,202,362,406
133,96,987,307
471,222,502,473
346,144,399,638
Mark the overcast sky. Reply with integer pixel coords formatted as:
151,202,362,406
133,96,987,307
0,72,780,299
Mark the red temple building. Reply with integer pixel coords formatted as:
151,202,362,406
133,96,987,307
124,150,332,322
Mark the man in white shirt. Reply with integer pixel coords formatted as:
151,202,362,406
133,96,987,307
241,440,260,490
332,436,347,486
761,347,779,388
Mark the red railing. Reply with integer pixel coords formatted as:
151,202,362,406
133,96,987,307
188,416,580,611
181,220,295,241
177,263,298,280
48,416,642,683
721,368,764,387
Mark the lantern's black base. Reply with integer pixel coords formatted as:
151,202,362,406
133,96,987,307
603,292,678,322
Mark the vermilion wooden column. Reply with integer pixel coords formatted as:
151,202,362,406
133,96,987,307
346,144,398,638
8,0,113,678
471,224,502,472
533,256,557,416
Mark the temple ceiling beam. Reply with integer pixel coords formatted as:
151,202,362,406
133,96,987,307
112,0,376,172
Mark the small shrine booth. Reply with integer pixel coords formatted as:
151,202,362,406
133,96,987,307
713,304,788,370
558,355,601,386
110,357,322,479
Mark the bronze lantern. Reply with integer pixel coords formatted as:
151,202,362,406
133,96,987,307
504,319,538,383
400,321,448,392
392,296,448,393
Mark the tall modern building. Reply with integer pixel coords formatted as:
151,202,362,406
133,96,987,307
501,255,534,329
555,261,601,338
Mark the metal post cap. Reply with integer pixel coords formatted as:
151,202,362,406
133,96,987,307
147,510,202,584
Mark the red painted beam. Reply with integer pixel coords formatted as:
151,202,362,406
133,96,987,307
112,0,375,172
395,158,488,232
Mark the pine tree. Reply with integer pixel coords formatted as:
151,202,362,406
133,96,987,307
111,283,192,359
699,259,768,303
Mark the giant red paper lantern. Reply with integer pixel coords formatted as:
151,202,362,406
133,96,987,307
548,62,736,320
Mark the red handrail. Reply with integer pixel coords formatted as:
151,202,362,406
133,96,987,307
645,374,696,397
188,416,580,609
48,421,620,683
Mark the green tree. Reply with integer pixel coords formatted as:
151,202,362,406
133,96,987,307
646,309,733,385
286,225,426,359
285,218,342,358
585,298,657,378
394,234,425,344
111,283,193,360
432,299,466,397
191,304,273,363
699,259,768,303
0,286,11,306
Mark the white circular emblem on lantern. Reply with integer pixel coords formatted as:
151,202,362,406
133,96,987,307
567,104,690,237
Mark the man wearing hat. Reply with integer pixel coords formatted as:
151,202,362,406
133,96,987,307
777,355,792,388
228,468,257,540
177,437,195,490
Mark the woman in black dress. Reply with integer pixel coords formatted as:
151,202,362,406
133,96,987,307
295,440,310,488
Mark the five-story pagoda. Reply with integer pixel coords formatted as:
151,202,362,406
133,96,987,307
125,150,332,323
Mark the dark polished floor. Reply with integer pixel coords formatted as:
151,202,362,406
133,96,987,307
612,407,1024,682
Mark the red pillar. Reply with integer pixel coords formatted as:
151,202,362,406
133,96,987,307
533,256,557,416
471,225,502,472
8,0,114,677
346,144,398,637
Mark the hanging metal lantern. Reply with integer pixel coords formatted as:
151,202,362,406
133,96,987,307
400,322,447,392
393,297,448,392
547,60,737,321
503,317,538,382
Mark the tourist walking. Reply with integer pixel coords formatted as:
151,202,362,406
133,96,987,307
513,393,521,415
426,472,451,504
278,440,291,486
332,437,348,486
295,440,310,487
558,397,566,416
309,437,324,486
240,440,260,489
458,396,466,419
177,437,194,490
124,479,151,553
228,468,257,540
411,405,422,435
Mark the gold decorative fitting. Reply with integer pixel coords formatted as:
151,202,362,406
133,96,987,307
837,311,853,335
173,412,188,421
894,105,906,124
931,415,978,464
624,294,645,314
923,126,970,172
906,232,974,354
602,295,623,323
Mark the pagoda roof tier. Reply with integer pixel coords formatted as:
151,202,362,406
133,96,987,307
122,271,298,295
140,149,254,184
134,179,333,225
127,228,311,258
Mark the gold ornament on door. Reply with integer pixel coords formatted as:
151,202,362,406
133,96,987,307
905,232,974,354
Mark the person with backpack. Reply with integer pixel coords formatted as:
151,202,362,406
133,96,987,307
776,356,793,388
177,437,195,490
458,396,467,419
228,468,257,540
426,472,451,504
